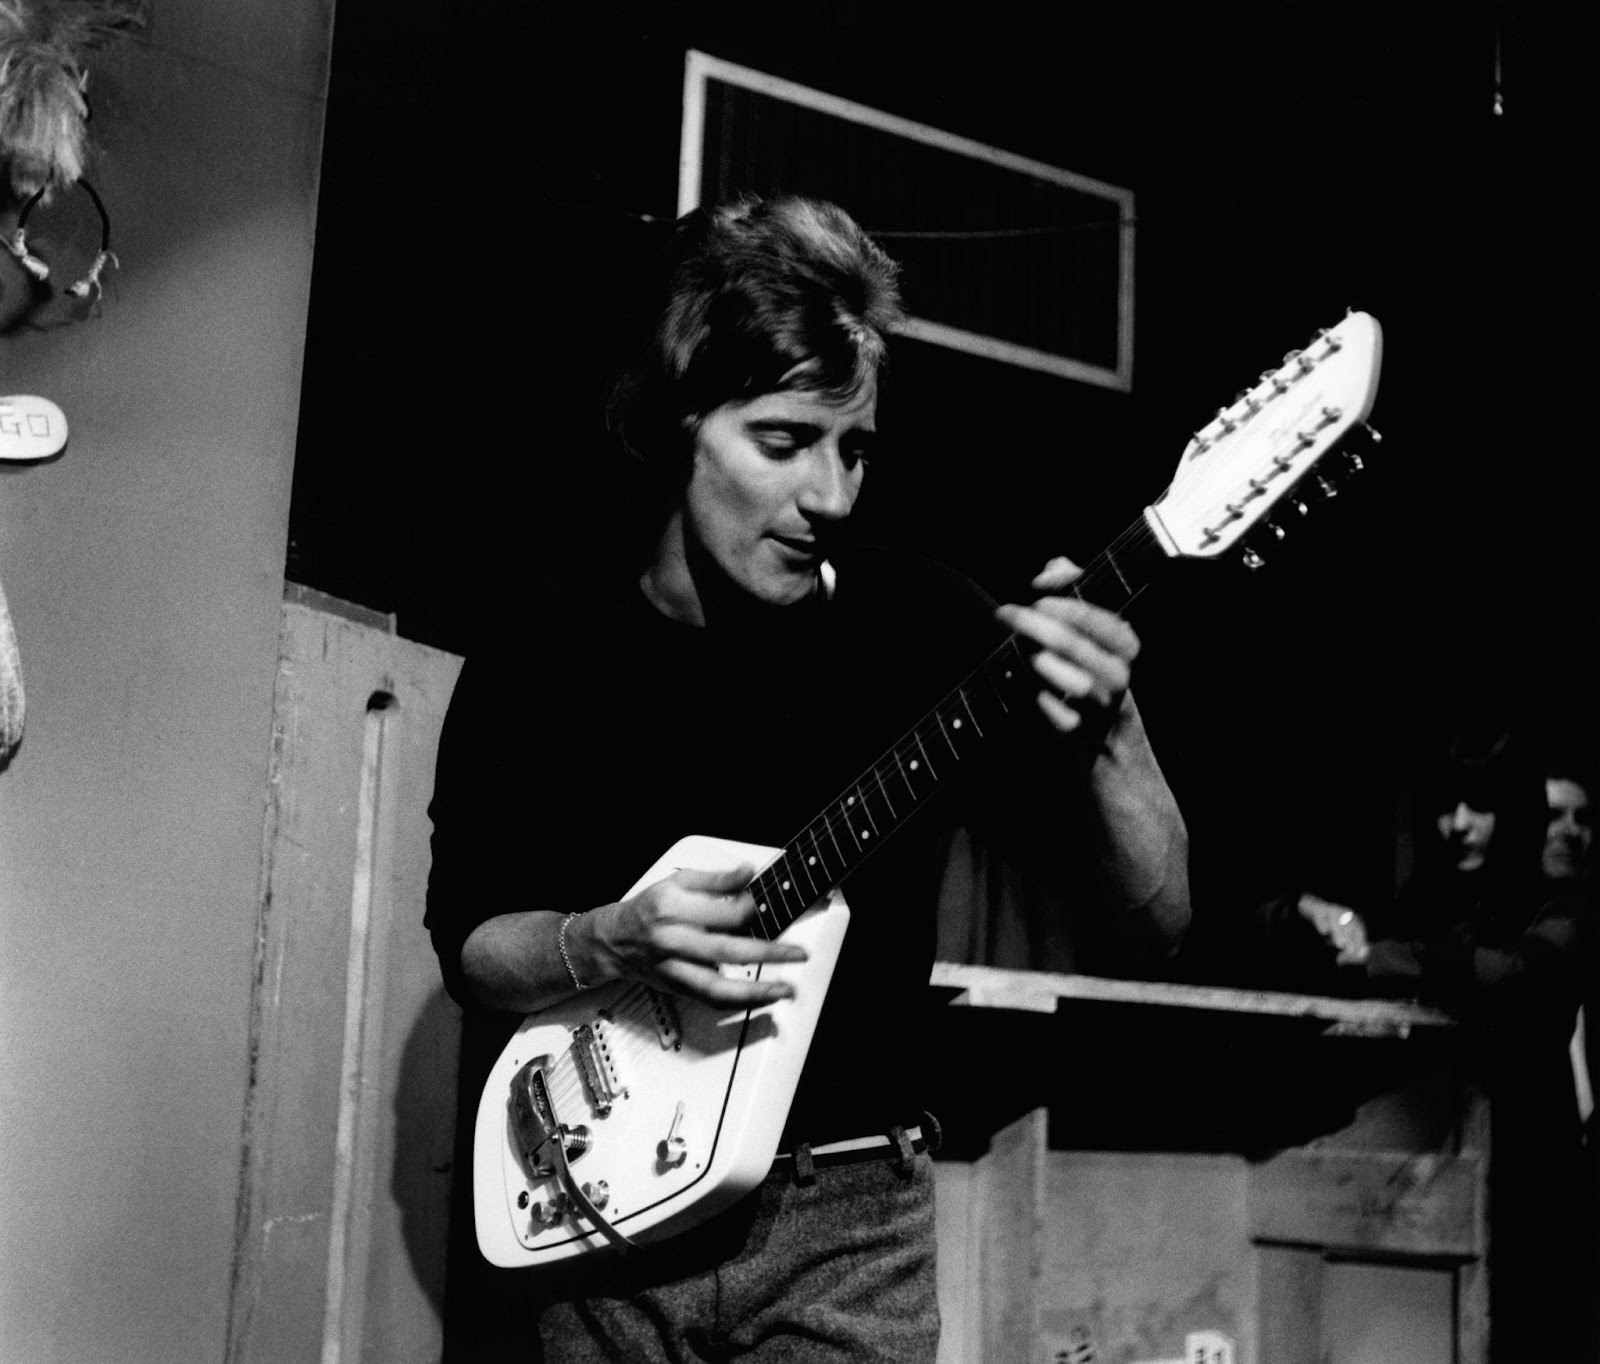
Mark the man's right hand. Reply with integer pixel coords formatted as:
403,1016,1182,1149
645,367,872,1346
579,864,810,1007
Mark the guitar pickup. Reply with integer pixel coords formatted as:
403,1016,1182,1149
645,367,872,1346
648,989,682,1051
573,1020,626,1115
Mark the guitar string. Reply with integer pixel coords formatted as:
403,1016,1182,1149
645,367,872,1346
742,517,1164,938
533,523,1174,1132
527,368,1365,1126
542,985,673,1117
539,519,1168,1115
540,984,649,1111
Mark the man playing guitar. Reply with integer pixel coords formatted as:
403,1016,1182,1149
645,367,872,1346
425,194,1190,1361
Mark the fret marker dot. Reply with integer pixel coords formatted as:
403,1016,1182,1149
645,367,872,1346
808,856,817,866
860,829,871,840
781,880,791,891
847,795,856,806
909,760,920,771
952,718,963,729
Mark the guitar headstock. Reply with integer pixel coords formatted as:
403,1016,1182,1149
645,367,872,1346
1147,311,1383,565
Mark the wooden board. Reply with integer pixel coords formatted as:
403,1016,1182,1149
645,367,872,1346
225,593,463,1364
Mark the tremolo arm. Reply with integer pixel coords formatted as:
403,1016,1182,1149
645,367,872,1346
507,1057,637,1255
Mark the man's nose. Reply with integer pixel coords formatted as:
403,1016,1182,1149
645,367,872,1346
799,447,858,521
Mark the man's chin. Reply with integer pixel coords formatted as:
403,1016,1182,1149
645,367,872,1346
752,566,818,606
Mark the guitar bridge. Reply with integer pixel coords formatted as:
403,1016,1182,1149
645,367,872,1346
508,1057,589,1180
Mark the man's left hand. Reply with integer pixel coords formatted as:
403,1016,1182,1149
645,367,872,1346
995,555,1139,739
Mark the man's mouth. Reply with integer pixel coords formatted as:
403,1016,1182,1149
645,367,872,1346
770,534,821,557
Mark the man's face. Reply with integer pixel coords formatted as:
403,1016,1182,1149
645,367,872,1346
682,384,876,608
1436,800,1497,872
1542,777,1593,881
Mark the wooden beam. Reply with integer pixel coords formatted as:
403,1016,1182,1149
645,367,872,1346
1250,1150,1483,1260
932,961,1456,1036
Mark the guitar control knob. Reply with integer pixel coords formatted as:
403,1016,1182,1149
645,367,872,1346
581,1180,611,1211
530,1191,571,1224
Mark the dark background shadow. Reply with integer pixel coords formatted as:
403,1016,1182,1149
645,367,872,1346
389,986,463,1329
292,0,1600,971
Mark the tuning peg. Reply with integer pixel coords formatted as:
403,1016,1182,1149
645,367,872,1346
1344,449,1365,473
1364,424,1382,443
1316,474,1339,498
1264,520,1287,542
1292,498,1310,517
1242,548,1266,571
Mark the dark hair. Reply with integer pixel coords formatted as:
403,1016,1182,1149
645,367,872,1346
1416,723,1546,886
608,195,904,470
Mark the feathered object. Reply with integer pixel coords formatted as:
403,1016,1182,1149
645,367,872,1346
0,0,145,202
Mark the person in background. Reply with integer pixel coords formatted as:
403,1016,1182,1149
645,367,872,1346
1288,725,1592,1363
1542,762,1594,887
1539,757,1598,1363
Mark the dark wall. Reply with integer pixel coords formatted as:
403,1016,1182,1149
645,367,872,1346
291,0,1599,957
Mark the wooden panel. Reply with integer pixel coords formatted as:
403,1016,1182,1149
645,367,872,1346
225,597,463,1364
1250,1150,1482,1260
1036,1150,1251,1363
933,1161,980,1364
1323,1262,1453,1364
1257,1245,1323,1364
977,1107,1046,1363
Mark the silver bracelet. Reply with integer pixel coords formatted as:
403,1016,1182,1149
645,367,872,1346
558,911,589,991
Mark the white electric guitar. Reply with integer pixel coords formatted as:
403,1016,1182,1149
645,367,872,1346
474,310,1385,1268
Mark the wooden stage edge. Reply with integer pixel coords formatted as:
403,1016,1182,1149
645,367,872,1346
929,961,1455,1037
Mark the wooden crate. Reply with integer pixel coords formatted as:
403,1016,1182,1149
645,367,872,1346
930,966,1484,1364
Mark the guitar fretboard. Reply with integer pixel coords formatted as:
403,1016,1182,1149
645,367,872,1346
746,514,1169,938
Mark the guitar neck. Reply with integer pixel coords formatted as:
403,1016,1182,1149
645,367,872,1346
746,514,1171,938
